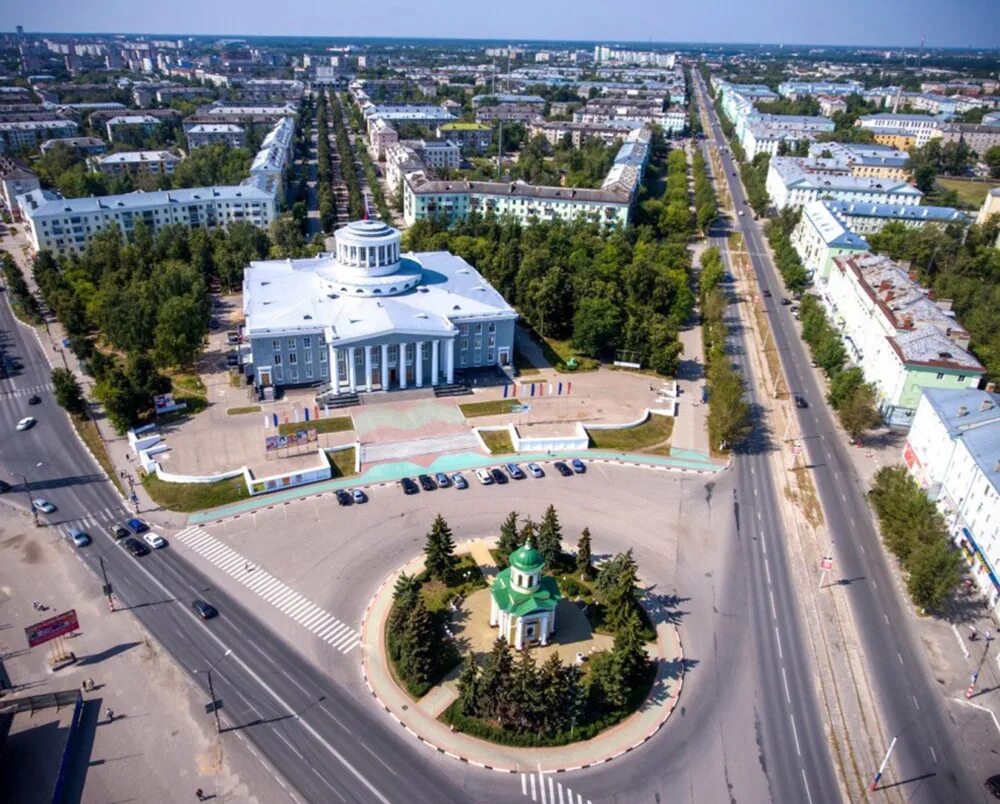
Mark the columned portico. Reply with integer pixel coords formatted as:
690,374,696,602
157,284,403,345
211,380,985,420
381,343,389,390
364,345,373,392
415,341,424,387
446,338,455,384
431,339,440,386
329,345,340,394
347,346,357,393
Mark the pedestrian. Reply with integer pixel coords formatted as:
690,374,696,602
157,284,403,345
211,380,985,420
196,790,204,801
106,707,113,721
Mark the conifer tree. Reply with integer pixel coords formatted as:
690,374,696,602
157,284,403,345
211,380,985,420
399,596,436,686
537,504,563,567
387,572,421,654
478,636,514,723
519,518,537,548
423,513,457,582
509,647,543,731
495,511,520,569
576,527,593,579
613,607,650,687
456,651,479,716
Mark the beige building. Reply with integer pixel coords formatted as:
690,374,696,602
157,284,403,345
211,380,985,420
977,187,1000,226
94,150,180,177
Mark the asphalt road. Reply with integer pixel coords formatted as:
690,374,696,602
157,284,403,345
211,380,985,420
694,72,981,802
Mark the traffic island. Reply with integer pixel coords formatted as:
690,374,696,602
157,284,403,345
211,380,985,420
361,528,686,772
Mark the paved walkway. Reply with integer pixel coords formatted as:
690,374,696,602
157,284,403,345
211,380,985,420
360,539,685,773
361,432,481,463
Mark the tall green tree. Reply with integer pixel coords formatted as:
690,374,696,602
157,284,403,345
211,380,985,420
837,383,882,439
536,505,563,567
495,511,520,569
907,539,962,612
398,597,436,686
51,367,86,416
478,636,515,723
456,651,480,716
508,648,543,731
613,607,651,686
576,528,593,579
423,514,457,582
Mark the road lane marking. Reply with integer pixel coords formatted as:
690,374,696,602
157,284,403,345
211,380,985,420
769,589,777,619
765,558,772,586
912,695,920,710
897,652,903,665
522,775,527,797
529,774,537,802
930,745,937,763
884,614,890,625
774,626,784,660
789,713,802,756
360,742,397,776
953,698,1000,738
781,666,791,703
952,624,971,659
801,768,814,804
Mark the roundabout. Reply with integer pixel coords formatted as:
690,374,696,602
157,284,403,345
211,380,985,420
359,534,686,772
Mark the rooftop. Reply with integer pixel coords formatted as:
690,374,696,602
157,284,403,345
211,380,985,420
802,201,870,250
921,388,1000,489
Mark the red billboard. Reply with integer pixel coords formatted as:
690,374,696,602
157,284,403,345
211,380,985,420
25,609,79,648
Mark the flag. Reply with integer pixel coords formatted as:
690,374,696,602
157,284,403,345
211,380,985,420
293,408,299,423
530,384,535,397
512,383,518,397
557,382,563,395
548,384,553,396
264,414,270,429
567,382,572,396
503,384,508,398
304,408,310,422
273,413,279,428
314,405,320,420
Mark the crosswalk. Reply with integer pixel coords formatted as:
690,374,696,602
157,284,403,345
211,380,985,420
60,506,126,536
520,773,592,804
0,382,53,401
173,526,360,653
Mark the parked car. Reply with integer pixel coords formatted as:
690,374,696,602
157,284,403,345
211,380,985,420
490,468,508,485
351,488,367,504
434,472,451,488
504,463,525,480
32,498,55,513
192,599,218,620
16,416,36,431
418,474,437,491
123,537,149,557
738,210,745,216
451,473,468,489
226,332,240,345
208,317,220,330
68,528,91,548
336,489,353,506
28,394,41,405
109,523,130,539
143,532,166,549
226,353,239,367
527,463,544,478
780,297,792,306
553,461,573,477
400,477,419,495
127,517,149,534
794,395,809,409
571,458,586,474
475,468,494,485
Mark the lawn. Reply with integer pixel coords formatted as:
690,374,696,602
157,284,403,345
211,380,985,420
278,416,352,436
586,414,674,452
479,428,514,454
934,177,992,209
541,336,600,373
166,370,207,399
326,447,357,478
142,471,249,512
227,405,261,416
73,415,125,497
459,399,520,418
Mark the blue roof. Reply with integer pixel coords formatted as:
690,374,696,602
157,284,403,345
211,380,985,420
922,388,1000,489
824,200,970,224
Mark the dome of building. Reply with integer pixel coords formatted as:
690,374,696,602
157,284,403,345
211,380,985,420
317,219,422,297
509,541,545,572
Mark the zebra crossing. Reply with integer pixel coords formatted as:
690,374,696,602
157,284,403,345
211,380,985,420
60,506,125,535
520,773,592,804
173,526,360,653
0,382,53,401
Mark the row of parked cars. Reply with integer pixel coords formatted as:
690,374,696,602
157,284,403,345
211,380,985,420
399,459,586,495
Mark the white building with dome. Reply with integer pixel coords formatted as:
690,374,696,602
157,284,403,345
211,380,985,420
243,220,518,394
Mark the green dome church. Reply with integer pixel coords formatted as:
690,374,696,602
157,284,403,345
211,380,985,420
489,539,561,650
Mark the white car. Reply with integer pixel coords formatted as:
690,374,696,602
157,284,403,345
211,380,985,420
32,498,55,513
16,417,36,431
475,468,494,485
527,463,544,478
143,532,166,549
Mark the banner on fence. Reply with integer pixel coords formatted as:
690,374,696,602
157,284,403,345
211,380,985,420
264,428,318,453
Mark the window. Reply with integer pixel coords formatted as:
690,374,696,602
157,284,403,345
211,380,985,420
488,334,496,347
303,336,312,348
274,368,283,381
305,368,313,379
936,373,944,380
957,375,967,383
475,323,482,334
287,337,296,349
272,339,281,351
290,367,298,381
461,338,469,351
488,322,496,333
305,351,312,364
274,354,282,365
319,349,327,362
289,353,297,364
488,349,495,363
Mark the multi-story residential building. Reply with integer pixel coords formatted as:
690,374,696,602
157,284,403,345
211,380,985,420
94,150,180,177
472,93,546,109
819,253,984,426
185,123,246,149
0,156,40,216
872,130,918,150
934,123,1000,156
106,114,161,143
904,388,1000,613
0,118,78,152
790,200,870,280
808,142,911,180
818,96,848,117
362,103,456,129
20,183,276,256
436,122,492,154
476,105,542,124
248,116,295,197
411,139,460,171
765,156,923,210
824,200,972,235
777,80,864,99
856,113,947,147
369,117,399,159
39,136,107,156
384,142,424,192
243,220,518,392
977,188,1000,226
530,120,642,148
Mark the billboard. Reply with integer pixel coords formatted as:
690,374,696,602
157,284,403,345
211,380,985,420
265,428,318,453
25,609,80,648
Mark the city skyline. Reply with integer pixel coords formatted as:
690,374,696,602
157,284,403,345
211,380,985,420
3,0,1000,49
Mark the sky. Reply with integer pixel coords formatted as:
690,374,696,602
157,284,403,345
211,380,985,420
3,0,1000,49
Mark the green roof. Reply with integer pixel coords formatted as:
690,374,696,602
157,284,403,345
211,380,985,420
491,569,560,616
439,122,489,130
510,543,544,572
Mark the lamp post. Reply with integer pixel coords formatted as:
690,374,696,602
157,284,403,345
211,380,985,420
18,461,44,527
195,649,232,734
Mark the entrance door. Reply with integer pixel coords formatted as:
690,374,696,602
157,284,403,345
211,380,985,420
498,348,510,366
259,368,272,387
389,368,397,386
525,622,537,641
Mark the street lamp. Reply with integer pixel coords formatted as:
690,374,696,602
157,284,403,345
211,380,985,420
18,461,44,527
195,649,233,733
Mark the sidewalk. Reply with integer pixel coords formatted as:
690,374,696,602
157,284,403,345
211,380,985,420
359,538,684,773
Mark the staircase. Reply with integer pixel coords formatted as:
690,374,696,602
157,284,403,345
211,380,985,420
433,382,472,398
317,390,360,409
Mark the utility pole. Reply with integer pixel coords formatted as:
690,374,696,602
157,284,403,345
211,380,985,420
98,555,114,612
197,648,232,734
870,735,897,790
19,461,44,527
966,631,993,698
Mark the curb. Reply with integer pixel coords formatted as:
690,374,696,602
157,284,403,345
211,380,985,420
358,544,686,774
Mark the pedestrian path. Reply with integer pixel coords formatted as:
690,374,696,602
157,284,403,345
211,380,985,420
361,432,481,463
520,772,592,804
173,525,360,654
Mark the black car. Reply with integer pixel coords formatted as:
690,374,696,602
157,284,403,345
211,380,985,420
987,775,1000,799
123,537,150,557
762,289,772,298
490,468,508,485
400,477,419,495
208,317,220,330
418,474,437,491
109,524,129,539
192,599,218,620
28,394,41,405
794,395,808,409
553,461,573,477
780,297,792,306
336,489,353,506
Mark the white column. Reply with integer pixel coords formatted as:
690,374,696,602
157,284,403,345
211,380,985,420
539,614,549,646
381,343,389,390
446,338,455,384
431,339,440,386
330,345,340,394
550,604,557,634
347,346,357,393
515,618,524,650
399,343,407,389
415,341,424,387
364,345,373,392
